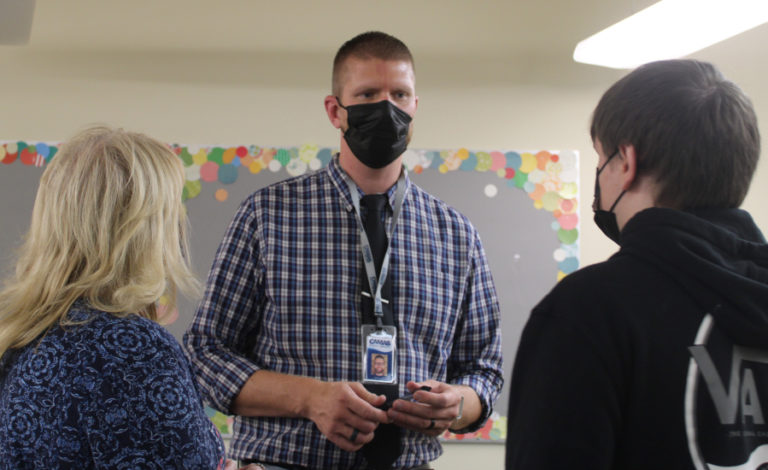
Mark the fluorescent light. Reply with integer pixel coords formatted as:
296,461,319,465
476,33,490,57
574,0,768,69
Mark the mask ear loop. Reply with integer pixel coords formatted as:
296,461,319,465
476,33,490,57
593,150,619,212
608,188,627,212
601,150,627,213
335,97,349,134
597,150,619,174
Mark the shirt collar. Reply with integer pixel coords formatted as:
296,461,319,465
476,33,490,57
327,153,411,211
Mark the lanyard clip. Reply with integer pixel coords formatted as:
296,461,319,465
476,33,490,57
361,291,389,304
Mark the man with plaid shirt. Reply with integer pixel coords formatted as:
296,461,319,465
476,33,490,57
185,31,503,470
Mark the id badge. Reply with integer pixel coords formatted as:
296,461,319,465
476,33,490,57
361,325,397,384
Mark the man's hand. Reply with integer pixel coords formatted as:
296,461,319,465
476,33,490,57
231,371,391,452
223,459,262,470
305,381,389,452
386,380,470,437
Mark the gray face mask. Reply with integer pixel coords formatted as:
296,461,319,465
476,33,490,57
336,97,412,169
592,151,626,244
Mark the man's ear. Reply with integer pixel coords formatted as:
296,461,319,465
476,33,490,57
324,95,343,129
618,143,638,191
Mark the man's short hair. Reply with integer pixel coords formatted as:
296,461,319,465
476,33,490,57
332,31,414,96
591,59,760,209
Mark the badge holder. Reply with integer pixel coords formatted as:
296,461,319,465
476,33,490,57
361,324,397,385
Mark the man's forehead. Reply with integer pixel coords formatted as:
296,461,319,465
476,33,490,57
342,54,412,68
340,56,414,80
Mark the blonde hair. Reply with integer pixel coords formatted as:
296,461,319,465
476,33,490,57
0,126,199,358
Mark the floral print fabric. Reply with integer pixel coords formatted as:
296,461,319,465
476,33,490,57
0,302,226,469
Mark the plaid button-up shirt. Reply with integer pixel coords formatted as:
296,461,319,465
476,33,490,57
184,155,503,469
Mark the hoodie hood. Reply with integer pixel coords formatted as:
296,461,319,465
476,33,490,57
619,207,768,348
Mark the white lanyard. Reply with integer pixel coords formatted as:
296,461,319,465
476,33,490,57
343,170,408,327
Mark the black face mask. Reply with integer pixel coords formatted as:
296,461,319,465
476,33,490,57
336,97,412,169
592,151,627,244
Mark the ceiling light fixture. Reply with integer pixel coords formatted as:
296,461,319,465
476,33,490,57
573,0,768,69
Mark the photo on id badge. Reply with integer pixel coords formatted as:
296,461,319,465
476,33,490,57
363,326,396,383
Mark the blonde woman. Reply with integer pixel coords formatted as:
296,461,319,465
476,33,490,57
0,127,231,469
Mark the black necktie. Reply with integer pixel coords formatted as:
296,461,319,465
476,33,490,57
359,194,395,327
361,194,388,277
359,194,402,469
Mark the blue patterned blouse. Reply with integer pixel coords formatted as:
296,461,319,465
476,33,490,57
0,301,227,469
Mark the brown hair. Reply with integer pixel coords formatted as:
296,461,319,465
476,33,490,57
591,59,760,209
332,31,414,96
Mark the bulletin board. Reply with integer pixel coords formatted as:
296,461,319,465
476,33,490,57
0,140,580,443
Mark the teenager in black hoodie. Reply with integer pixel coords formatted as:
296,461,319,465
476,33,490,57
506,59,768,470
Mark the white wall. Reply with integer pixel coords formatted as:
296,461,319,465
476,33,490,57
2,42,767,469
4,47,765,262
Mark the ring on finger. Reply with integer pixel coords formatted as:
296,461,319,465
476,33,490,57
426,419,435,430
349,428,360,442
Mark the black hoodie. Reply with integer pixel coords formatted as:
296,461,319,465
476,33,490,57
506,207,768,470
